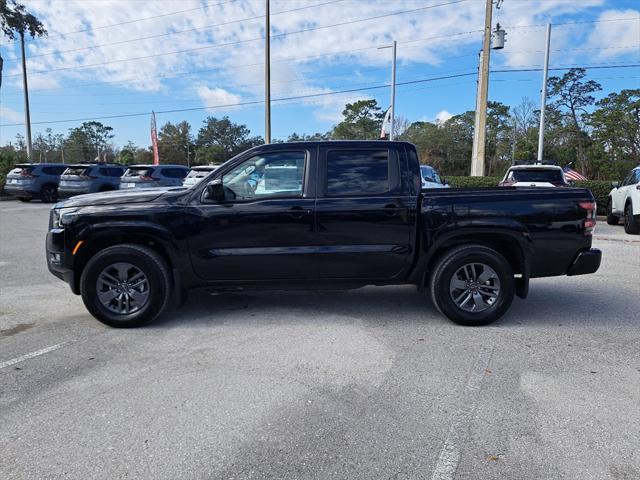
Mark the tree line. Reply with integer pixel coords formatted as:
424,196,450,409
1,68,638,181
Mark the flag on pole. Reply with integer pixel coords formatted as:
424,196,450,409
151,111,160,166
563,165,587,181
380,107,392,139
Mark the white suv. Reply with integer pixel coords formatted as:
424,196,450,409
607,166,640,234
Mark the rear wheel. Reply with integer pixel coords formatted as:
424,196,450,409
624,202,640,234
429,245,515,326
606,199,619,225
40,184,58,203
80,244,171,327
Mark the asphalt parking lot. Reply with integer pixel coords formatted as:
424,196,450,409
1,201,639,480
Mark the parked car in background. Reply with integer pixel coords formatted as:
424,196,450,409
183,165,219,187
420,165,449,189
119,165,189,189
4,163,68,203
607,165,640,234
499,165,570,187
58,164,125,198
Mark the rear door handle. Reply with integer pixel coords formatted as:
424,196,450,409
288,206,312,219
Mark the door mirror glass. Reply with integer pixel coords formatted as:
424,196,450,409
611,181,620,188
205,179,225,202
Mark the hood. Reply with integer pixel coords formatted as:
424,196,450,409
55,187,189,208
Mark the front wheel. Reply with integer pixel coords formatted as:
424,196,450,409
624,202,640,234
80,244,171,327
606,199,619,225
429,245,515,326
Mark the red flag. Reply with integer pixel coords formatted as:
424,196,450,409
151,111,160,165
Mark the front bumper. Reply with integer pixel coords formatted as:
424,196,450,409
46,228,78,293
567,248,602,276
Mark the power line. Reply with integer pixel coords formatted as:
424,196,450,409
3,0,471,78
6,0,240,45
3,63,638,128
5,0,346,63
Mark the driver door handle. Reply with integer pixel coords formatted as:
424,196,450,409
288,206,312,219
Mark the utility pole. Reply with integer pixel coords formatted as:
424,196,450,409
537,23,552,163
264,0,271,144
470,0,494,176
20,32,33,161
390,40,397,141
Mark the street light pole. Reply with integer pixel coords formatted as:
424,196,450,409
264,0,271,144
537,23,552,163
20,31,33,161
470,0,494,176
390,40,397,141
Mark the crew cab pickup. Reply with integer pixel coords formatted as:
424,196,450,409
46,141,601,328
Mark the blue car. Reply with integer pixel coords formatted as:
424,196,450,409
4,163,69,203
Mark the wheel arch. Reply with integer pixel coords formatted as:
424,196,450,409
416,229,531,298
71,228,180,294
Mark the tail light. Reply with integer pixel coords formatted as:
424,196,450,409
79,174,97,180
579,201,596,236
140,175,154,181
20,171,38,178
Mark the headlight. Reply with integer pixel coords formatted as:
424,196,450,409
52,207,80,228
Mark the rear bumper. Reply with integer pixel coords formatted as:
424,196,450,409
4,185,38,197
567,248,602,276
58,188,91,198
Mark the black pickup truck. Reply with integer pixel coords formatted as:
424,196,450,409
46,141,601,328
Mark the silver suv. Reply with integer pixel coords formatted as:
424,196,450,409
58,164,126,198
120,165,189,189
4,163,69,203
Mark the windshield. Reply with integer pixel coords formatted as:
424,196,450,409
508,169,564,183
123,167,153,177
9,165,34,176
63,167,90,176
186,168,216,179
421,166,442,184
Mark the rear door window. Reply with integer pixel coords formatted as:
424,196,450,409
42,166,66,175
161,168,188,179
325,149,397,196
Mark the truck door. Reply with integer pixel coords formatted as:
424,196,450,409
314,145,417,280
188,148,317,282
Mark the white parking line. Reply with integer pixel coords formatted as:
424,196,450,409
0,343,67,370
430,345,494,480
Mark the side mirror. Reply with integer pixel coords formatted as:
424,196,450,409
205,178,225,202
611,181,620,189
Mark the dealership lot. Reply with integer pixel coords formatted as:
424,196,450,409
1,201,638,479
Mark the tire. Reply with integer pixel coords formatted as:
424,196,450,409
624,202,640,234
80,244,171,327
40,184,58,203
606,199,619,225
18,197,32,202
429,244,515,326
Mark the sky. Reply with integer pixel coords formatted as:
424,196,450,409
0,0,638,149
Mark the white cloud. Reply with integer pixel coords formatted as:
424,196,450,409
435,109,453,124
0,0,626,126
585,9,640,59
0,106,23,123
195,86,242,111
